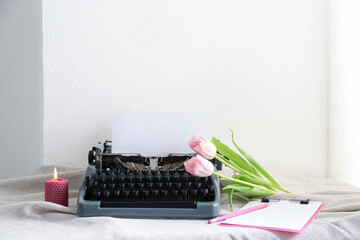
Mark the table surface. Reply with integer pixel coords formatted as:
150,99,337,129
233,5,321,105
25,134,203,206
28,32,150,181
1,165,360,240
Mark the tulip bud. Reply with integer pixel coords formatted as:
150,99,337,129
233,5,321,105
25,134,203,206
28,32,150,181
184,155,214,177
188,134,217,160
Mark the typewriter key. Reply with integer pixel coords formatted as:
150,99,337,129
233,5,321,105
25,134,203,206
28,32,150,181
113,190,121,198
123,190,130,197
151,170,158,175
137,182,145,188
103,190,110,199
172,174,180,182
127,183,135,188
99,173,107,182
145,175,153,182
154,174,162,182
185,182,192,188
136,174,144,182
132,190,139,197
177,169,185,175
160,169,166,175
146,182,153,188
141,170,148,175
171,190,178,197
108,173,116,182
117,173,125,182
182,173,190,181
190,189,198,196
92,190,101,199
165,182,172,188
169,170,175,175
142,190,150,197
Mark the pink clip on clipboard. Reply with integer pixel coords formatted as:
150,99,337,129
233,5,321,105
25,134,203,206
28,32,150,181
219,200,325,233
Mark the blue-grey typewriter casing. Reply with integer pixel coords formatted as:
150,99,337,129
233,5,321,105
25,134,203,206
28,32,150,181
77,142,222,218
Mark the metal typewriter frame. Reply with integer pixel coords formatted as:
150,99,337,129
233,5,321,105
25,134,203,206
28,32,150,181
77,141,222,218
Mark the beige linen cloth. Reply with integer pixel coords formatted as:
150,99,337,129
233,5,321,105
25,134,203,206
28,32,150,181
1,165,360,240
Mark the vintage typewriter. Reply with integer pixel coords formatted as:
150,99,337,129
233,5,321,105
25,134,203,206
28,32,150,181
77,141,222,218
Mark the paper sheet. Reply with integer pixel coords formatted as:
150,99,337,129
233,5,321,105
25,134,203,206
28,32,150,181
221,200,323,232
111,112,206,156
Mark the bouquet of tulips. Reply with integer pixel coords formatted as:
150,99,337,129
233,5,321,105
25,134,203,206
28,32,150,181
184,130,291,211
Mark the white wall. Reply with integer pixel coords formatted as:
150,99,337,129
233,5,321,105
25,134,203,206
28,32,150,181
43,0,328,177
0,0,43,179
329,0,360,187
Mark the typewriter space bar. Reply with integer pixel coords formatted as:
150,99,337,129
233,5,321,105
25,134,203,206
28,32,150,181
100,201,196,208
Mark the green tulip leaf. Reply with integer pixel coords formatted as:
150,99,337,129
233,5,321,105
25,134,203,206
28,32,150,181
230,130,281,188
212,137,260,176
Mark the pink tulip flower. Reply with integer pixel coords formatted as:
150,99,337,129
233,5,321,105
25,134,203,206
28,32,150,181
188,134,217,160
184,155,214,177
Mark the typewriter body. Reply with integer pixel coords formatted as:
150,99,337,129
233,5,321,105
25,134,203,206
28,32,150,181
77,141,222,218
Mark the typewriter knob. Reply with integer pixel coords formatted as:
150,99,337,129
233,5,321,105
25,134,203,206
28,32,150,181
88,151,96,165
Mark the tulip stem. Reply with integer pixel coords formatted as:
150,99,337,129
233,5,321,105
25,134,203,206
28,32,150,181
213,172,272,191
215,154,291,193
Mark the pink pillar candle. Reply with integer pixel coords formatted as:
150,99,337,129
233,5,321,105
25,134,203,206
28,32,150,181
45,168,69,207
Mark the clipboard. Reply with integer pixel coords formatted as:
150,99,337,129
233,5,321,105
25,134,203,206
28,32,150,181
219,198,325,233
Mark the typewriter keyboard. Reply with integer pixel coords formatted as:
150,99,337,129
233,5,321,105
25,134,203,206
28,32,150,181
84,169,215,208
